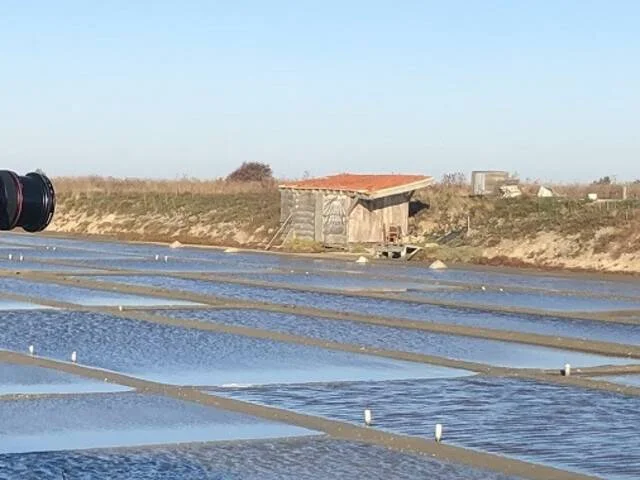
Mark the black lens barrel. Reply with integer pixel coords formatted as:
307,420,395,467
0,170,56,232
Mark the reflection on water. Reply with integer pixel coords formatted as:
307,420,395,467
0,393,315,454
0,363,131,395
158,308,637,369
0,259,100,273
79,257,272,274
0,277,202,307
0,299,52,311
399,287,640,312
92,275,640,346
0,310,469,386
1,232,637,480
0,437,521,480
214,376,640,480
599,374,640,388
230,271,432,292
4,231,640,298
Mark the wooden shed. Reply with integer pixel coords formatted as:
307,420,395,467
278,173,433,248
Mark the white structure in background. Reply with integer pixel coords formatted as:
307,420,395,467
537,186,555,198
499,185,522,198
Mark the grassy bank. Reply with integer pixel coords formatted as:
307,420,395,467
51,177,280,247
49,176,640,272
411,183,640,272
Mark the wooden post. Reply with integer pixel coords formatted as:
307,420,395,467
266,213,293,250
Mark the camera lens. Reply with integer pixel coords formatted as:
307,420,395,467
0,170,56,232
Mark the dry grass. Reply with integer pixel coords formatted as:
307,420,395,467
52,175,276,196
51,175,281,247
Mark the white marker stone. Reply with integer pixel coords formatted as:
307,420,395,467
29,345,34,355
71,351,77,363
435,423,443,442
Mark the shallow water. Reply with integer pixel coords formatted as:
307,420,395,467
234,271,640,311
0,277,203,307
400,286,640,312
93,275,640,346
155,309,636,369
0,393,315,454
227,271,435,292
0,299,52,310
78,257,272,274
420,267,640,299
324,261,640,299
0,437,522,480
214,376,640,480
0,362,131,395
599,374,640,388
0,259,102,273
4,232,640,298
2,233,638,479
0,246,142,261
0,310,469,386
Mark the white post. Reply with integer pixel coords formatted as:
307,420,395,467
71,351,77,363
435,423,443,442
364,408,372,426
28,345,34,356
564,363,571,376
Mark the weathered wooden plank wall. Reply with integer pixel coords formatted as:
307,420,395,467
291,190,315,240
281,189,411,246
321,193,349,246
348,193,409,243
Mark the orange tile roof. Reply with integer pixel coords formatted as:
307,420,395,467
280,174,432,195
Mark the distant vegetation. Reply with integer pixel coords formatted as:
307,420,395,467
226,162,274,183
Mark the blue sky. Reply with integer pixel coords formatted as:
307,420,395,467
1,1,638,182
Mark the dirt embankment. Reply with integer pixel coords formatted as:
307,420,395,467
48,179,640,273
411,185,640,273
50,189,281,248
